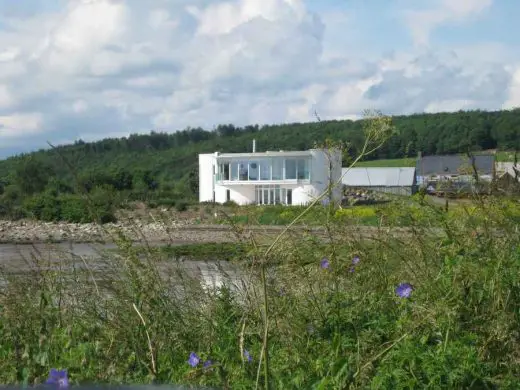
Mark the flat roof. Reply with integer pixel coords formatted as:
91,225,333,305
215,150,314,158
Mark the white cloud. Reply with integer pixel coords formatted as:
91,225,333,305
405,0,493,46
38,0,128,75
0,85,15,109
0,113,43,138
0,0,516,156
72,100,88,114
503,66,520,109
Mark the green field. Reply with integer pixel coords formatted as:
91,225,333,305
356,151,517,168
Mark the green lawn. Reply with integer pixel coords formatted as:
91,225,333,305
356,158,416,167
355,151,517,168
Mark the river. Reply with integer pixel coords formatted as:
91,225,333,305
0,242,247,292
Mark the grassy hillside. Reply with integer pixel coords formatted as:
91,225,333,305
356,151,516,168
0,108,519,222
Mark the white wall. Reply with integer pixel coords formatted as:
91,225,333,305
214,185,256,205
308,148,342,204
199,154,215,202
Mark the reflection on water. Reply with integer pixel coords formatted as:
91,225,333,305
0,242,250,295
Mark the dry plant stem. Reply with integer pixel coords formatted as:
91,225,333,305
352,333,409,380
254,264,270,390
132,303,157,377
78,254,100,296
264,131,388,259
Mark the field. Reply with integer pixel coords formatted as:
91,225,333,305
356,151,517,168
1,194,520,388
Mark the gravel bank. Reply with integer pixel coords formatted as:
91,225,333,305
0,219,241,244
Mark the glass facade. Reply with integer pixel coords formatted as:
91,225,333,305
217,157,309,182
254,185,292,205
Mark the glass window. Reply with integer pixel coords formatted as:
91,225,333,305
220,163,230,180
231,162,239,181
260,160,270,180
285,159,296,179
286,189,292,205
239,161,248,181
272,158,283,180
248,161,258,180
297,159,309,180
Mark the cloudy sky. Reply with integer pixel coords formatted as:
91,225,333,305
0,0,519,157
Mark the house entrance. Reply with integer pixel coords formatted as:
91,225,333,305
255,185,292,205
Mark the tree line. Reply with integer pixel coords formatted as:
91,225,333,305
0,108,518,222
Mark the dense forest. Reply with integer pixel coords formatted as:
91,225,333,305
0,108,519,222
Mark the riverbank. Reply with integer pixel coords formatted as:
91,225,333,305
0,219,231,244
0,217,443,244
0,218,321,244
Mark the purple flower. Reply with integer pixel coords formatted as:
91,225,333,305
188,352,200,367
349,266,355,273
395,283,414,298
244,349,252,363
320,257,330,269
352,256,360,265
46,369,69,388
203,360,213,368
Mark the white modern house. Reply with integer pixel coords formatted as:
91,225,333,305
199,143,342,206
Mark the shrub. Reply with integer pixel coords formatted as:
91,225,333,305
22,193,61,221
175,200,188,212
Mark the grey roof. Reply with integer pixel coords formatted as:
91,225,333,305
341,167,417,187
416,154,495,176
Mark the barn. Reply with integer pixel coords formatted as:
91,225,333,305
341,167,418,196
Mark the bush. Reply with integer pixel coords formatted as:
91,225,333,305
59,195,91,223
175,200,188,212
60,188,117,224
22,193,61,221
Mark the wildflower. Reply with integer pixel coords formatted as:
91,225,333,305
349,266,355,273
46,369,69,388
188,352,200,367
203,360,213,368
352,256,360,265
320,257,330,269
395,283,414,298
244,349,252,363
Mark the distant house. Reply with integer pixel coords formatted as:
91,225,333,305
416,154,495,185
199,142,342,206
341,167,418,196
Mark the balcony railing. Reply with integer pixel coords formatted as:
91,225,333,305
215,174,310,184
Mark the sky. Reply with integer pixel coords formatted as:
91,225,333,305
0,0,519,158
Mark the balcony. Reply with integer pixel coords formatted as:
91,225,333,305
215,157,311,185
215,175,310,185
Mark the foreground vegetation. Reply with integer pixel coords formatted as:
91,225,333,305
1,195,520,388
1,110,520,389
1,108,520,222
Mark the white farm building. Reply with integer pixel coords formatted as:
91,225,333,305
341,167,418,196
199,146,342,206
